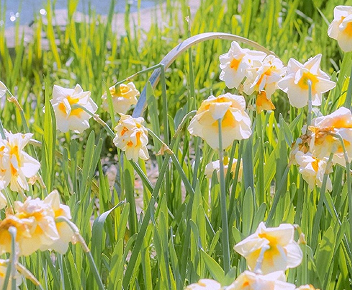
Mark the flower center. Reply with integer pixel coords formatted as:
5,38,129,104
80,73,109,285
230,57,241,70
298,71,318,91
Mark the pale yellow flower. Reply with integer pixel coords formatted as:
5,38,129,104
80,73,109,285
244,55,285,99
188,94,252,150
0,259,22,290
113,114,149,162
0,191,74,256
296,285,319,290
226,271,296,290
185,279,222,290
328,6,352,52
309,107,352,166
278,55,336,108
219,41,266,89
0,132,40,192
205,157,242,181
0,192,6,210
0,81,7,98
50,84,98,133
102,82,139,114
294,151,332,191
234,222,303,274
256,91,275,113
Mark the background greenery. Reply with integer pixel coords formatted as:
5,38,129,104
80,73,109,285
0,0,352,289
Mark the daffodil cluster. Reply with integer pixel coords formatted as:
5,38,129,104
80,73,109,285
0,190,74,256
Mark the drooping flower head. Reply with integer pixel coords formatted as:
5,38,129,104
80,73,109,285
188,93,252,150
226,271,296,290
113,114,149,162
0,132,40,192
234,222,303,274
205,157,242,181
294,151,332,191
101,82,139,114
256,91,276,113
0,191,74,256
50,84,98,133
219,41,266,89
309,107,352,166
185,279,222,290
328,6,352,52
243,55,285,99
278,55,336,108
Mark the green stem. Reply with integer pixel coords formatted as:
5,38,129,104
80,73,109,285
55,217,105,290
344,65,352,110
218,120,231,273
306,80,312,134
130,161,154,193
9,227,17,290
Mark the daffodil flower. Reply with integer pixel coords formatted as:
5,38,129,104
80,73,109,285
226,271,296,290
219,41,266,89
294,151,332,191
102,82,139,114
309,106,352,166
278,55,336,108
243,55,285,99
185,279,222,290
113,114,149,162
0,132,40,192
205,157,242,181
50,84,98,133
188,93,252,150
234,222,303,274
328,6,352,52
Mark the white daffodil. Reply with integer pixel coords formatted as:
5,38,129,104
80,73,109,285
243,55,285,99
309,107,352,166
295,151,332,191
42,190,75,254
0,132,40,192
113,114,149,162
0,190,75,256
188,94,252,150
226,271,296,290
328,6,352,52
219,41,266,89
278,55,336,108
205,157,242,181
185,279,222,290
0,81,7,98
101,82,139,114
234,222,303,274
50,84,98,133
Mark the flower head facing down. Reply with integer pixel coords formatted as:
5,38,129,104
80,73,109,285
101,82,139,114
0,132,40,192
294,151,332,191
188,94,252,149
219,41,266,89
113,114,149,162
328,6,352,52
309,107,352,166
226,271,296,290
243,55,285,99
185,279,222,290
0,191,75,256
278,55,336,108
256,91,276,113
205,157,242,181
234,222,303,274
50,84,98,133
